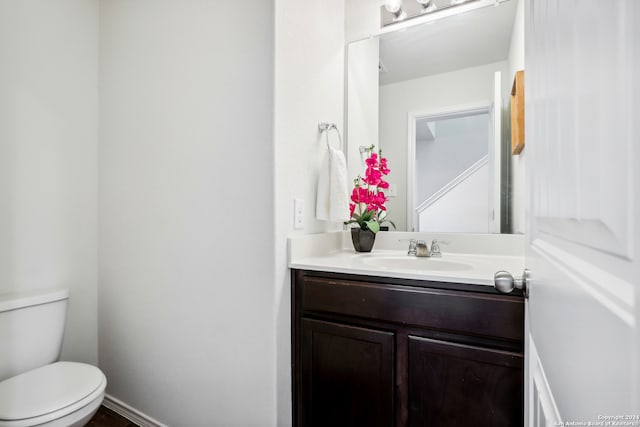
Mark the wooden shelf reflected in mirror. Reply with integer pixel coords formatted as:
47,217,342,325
511,70,525,155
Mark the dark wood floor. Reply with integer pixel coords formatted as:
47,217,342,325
87,405,140,427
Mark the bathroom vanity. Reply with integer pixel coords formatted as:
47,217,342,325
289,232,525,427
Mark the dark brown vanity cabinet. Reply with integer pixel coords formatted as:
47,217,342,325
292,270,525,427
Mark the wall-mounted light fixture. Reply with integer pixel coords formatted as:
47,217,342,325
380,0,483,28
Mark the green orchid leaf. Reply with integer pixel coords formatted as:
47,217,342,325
361,210,373,221
364,220,380,233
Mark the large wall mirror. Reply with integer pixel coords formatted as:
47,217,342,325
346,0,524,234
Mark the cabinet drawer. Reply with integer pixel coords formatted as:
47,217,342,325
301,276,524,342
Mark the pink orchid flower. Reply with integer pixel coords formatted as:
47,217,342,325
345,146,395,232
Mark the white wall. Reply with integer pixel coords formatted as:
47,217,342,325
274,0,345,425
345,0,380,42
0,0,99,365
379,60,508,231
0,2,348,426
508,0,525,233
99,1,275,426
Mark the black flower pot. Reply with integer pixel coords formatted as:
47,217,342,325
351,227,376,252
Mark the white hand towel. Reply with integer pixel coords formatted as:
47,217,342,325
329,146,350,221
316,146,350,221
316,151,331,220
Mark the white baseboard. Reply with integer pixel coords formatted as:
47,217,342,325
103,394,169,427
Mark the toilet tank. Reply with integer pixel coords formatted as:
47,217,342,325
0,288,69,382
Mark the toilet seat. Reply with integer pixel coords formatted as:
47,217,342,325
0,362,106,427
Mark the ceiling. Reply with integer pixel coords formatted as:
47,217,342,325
379,0,518,85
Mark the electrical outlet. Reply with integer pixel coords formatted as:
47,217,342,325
294,199,304,229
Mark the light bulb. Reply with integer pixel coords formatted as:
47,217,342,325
384,0,403,14
417,0,437,12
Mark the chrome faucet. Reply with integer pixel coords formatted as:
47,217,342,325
416,240,431,257
407,238,445,257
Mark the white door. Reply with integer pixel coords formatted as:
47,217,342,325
523,1,639,425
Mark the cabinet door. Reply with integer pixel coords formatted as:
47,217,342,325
408,336,523,427
299,318,394,427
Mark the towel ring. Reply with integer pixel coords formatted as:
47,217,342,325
318,122,342,150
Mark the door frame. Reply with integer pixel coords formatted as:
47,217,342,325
406,101,494,232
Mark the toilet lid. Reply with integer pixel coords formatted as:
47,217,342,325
0,361,106,421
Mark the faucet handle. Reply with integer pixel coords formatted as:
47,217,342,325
430,239,443,257
407,239,417,256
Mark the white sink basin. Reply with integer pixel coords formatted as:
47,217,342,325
360,256,473,271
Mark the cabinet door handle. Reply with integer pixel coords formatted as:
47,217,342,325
494,269,530,298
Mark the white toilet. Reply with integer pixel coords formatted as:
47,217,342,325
0,288,106,427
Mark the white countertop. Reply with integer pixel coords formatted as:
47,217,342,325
288,231,525,287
